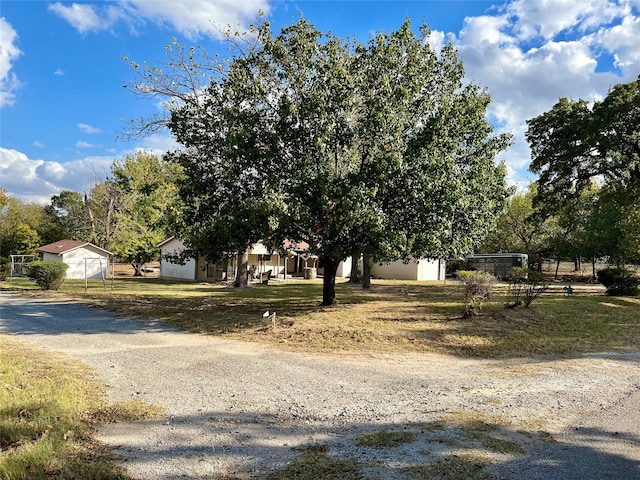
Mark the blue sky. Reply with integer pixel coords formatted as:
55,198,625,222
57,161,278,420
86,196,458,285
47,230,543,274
1,0,639,204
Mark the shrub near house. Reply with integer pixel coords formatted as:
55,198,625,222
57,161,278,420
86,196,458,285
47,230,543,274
27,261,69,290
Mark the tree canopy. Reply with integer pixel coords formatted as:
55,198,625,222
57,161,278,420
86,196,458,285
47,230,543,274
107,152,183,275
527,76,640,265
131,17,511,304
527,76,640,211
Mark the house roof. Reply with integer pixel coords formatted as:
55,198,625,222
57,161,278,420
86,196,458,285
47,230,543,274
38,240,112,256
157,236,177,248
157,237,312,254
282,240,310,252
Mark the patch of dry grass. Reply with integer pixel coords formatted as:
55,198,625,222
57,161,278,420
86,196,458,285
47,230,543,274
0,335,162,480
402,453,494,480
265,444,361,480
9,277,640,358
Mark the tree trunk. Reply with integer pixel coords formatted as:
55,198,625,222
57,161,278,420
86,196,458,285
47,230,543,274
85,193,98,245
362,253,371,289
348,249,361,284
132,262,143,277
234,249,249,288
592,256,596,278
321,255,340,306
555,258,560,280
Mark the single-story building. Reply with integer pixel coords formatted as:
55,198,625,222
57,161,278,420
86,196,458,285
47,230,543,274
371,258,446,281
37,240,112,280
157,237,445,282
158,237,322,282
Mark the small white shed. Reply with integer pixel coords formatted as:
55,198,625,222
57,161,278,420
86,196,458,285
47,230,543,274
38,240,112,279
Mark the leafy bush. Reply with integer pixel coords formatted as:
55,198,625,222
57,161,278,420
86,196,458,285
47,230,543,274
597,267,640,296
505,267,548,308
0,257,10,281
27,261,69,290
457,270,496,317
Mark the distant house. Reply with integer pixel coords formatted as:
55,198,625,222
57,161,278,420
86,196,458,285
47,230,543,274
157,237,347,282
38,240,112,279
371,258,446,281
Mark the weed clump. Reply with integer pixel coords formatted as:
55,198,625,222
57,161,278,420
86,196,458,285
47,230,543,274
457,270,496,317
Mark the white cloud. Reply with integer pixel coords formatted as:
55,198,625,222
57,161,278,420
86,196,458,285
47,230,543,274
48,2,122,34
1,138,178,204
32,140,45,148
594,13,640,72
458,15,514,46
50,0,271,39
134,132,179,154
439,0,640,187
78,122,102,134
75,141,96,148
54,68,64,76
505,0,626,40
0,147,114,204
0,17,23,107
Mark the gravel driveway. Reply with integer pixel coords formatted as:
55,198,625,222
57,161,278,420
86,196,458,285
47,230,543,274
1,291,639,479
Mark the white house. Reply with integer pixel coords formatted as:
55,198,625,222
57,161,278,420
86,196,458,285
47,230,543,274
157,237,201,280
157,237,347,282
158,237,294,282
371,258,446,281
37,240,112,280
157,237,444,282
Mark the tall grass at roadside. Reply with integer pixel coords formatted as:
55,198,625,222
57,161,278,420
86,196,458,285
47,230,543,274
0,335,161,480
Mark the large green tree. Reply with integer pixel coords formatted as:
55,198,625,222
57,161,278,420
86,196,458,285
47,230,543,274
527,76,639,207
41,154,182,276
527,76,640,265
45,190,91,241
0,193,50,256
108,151,183,276
130,18,510,304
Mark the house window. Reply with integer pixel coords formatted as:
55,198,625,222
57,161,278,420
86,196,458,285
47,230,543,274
259,254,272,263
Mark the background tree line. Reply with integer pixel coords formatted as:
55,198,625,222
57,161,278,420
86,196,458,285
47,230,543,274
480,76,640,276
2,19,637,296
0,152,182,276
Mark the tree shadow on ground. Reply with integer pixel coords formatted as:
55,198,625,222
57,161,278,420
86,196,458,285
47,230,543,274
94,409,640,480
0,291,179,336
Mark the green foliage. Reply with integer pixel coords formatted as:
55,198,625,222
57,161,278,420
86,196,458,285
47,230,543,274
0,193,68,255
46,190,91,242
505,267,548,308
527,76,640,265
150,18,510,305
528,76,640,210
597,267,640,296
27,261,69,290
457,270,496,317
97,152,183,275
479,183,557,268
0,257,10,281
